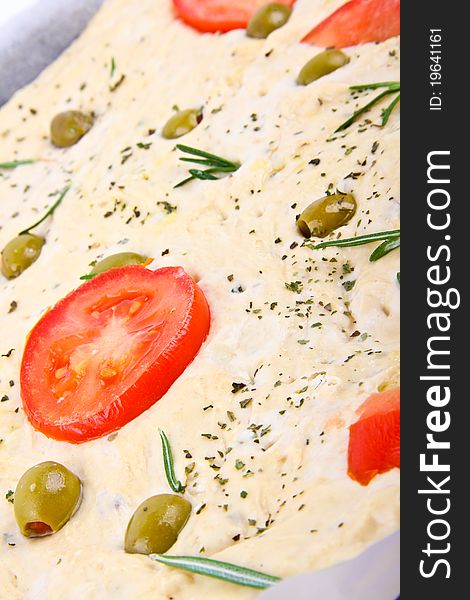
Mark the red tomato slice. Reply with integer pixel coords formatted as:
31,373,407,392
302,0,400,48
347,387,400,485
20,266,210,443
173,0,296,33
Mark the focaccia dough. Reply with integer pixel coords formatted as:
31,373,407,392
0,1,399,598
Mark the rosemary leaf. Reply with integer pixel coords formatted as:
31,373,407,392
159,429,185,493
350,81,400,91
369,236,401,262
187,166,238,182
174,175,196,189
19,185,71,236
150,554,281,589
110,56,116,77
0,159,35,170
79,274,97,281
178,157,230,167
313,230,400,250
188,169,219,181
381,93,401,126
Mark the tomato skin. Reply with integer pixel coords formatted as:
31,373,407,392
347,388,400,485
173,0,296,34
20,266,210,443
302,0,400,48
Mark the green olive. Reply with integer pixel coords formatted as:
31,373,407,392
14,462,82,538
124,494,191,555
297,193,357,238
90,252,149,276
50,110,94,147
246,3,292,39
297,50,349,86
161,109,203,140
1,233,45,279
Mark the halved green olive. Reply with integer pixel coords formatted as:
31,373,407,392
297,193,357,238
90,252,149,276
246,3,292,39
124,494,191,555
14,462,82,538
161,109,203,140
50,110,94,147
297,50,349,86
1,233,45,279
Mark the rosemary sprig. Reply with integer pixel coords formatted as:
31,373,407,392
179,157,229,166
159,429,185,493
335,82,400,132
313,229,400,249
150,554,281,589
176,145,239,167
0,159,35,170
19,185,71,236
175,144,240,188
311,229,400,262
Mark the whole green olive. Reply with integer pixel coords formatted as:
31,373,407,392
1,233,45,279
90,252,149,276
50,110,94,147
124,494,191,555
297,50,349,86
246,3,292,39
14,462,82,538
297,193,357,238
161,109,203,140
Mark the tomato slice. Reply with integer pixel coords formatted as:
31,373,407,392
173,0,296,33
20,266,210,443
302,0,400,48
347,388,400,485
